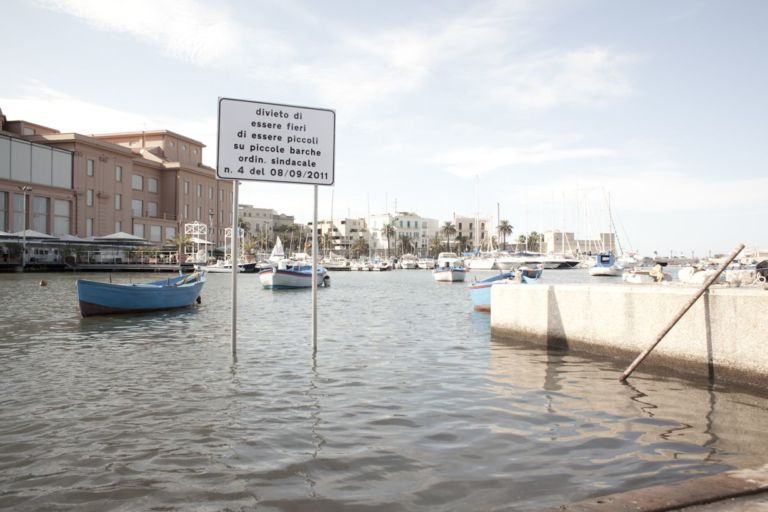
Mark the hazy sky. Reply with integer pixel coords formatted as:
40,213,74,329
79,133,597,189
2,0,766,256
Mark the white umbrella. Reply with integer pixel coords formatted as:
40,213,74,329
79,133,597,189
96,231,147,241
13,229,57,239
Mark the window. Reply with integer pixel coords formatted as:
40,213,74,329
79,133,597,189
115,165,122,182
0,192,6,231
86,189,94,207
53,199,70,236
149,225,161,242
182,144,187,151
32,196,49,233
132,199,143,217
184,181,190,195
209,186,213,200
197,184,202,197
169,140,175,147
147,201,157,217
132,174,143,190
86,218,93,237
23,127,36,135
184,204,189,219
197,206,202,220
133,223,144,238
219,189,223,201
12,193,25,232
87,159,94,176
115,221,122,233
148,177,158,193
166,226,176,240
115,193,122,210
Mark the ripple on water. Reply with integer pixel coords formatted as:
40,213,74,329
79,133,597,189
1,270,768,511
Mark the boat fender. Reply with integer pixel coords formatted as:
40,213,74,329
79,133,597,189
323,276,330,287
39,279,48,287
196,296,202,304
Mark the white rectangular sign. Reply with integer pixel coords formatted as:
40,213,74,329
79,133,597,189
217,98,335,185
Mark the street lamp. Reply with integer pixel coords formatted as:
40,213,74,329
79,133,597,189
18,185,32,269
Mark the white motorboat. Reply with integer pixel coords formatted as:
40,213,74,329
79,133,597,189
432,265,467,282
259,261,329,289
464,251,497,270
436,252,463,268
400,254,419,269
417,257,435,269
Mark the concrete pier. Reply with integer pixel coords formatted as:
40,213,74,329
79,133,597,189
490,284,768,386
537,464,768,511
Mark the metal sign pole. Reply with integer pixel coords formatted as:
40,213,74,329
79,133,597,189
231,180,238,360
311,184,318,350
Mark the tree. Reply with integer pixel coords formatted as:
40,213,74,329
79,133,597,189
455,235,469,253
441,222,457,252
518,234,527,251
321,231,333,256
350,237,369,259
398,234,414,255
528,231,541,252
167,234,191,264
241,236,258,262
497,220,513,251
382,223,396,258
429,235,443,257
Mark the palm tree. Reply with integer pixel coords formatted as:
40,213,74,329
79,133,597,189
429,235,443,257
455,235,469,253
321,231,333,257
241,236,258,262
529,231,541,252
441,222,457,252
382,224,396,258
167,233,191,264
398,234,413,255
497,220,513,251
518,234,528,251
350,237,369,259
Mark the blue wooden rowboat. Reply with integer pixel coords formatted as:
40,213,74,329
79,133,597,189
76,272,206,317
468,267,543,311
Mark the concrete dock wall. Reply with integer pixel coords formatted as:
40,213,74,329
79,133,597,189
490,284,768,385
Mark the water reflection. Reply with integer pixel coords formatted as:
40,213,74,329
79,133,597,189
1,270,767,511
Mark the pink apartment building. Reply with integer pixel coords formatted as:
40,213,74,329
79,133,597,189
0,108,232,247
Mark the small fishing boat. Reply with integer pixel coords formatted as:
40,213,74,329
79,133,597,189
417,257,435,269
399,254,419,269
588,251,623,277
436,252,463,268
432,265,467,282
259,262,330,289
76,272,206,317
622,264,671,284
195,259,258,273
468,267,543,311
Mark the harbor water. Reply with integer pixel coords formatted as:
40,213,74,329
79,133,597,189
1,269,767,511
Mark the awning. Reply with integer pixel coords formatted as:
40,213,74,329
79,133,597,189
13,229,57,239
96,231,147,241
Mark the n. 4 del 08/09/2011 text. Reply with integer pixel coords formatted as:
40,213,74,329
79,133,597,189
226,166,329,181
